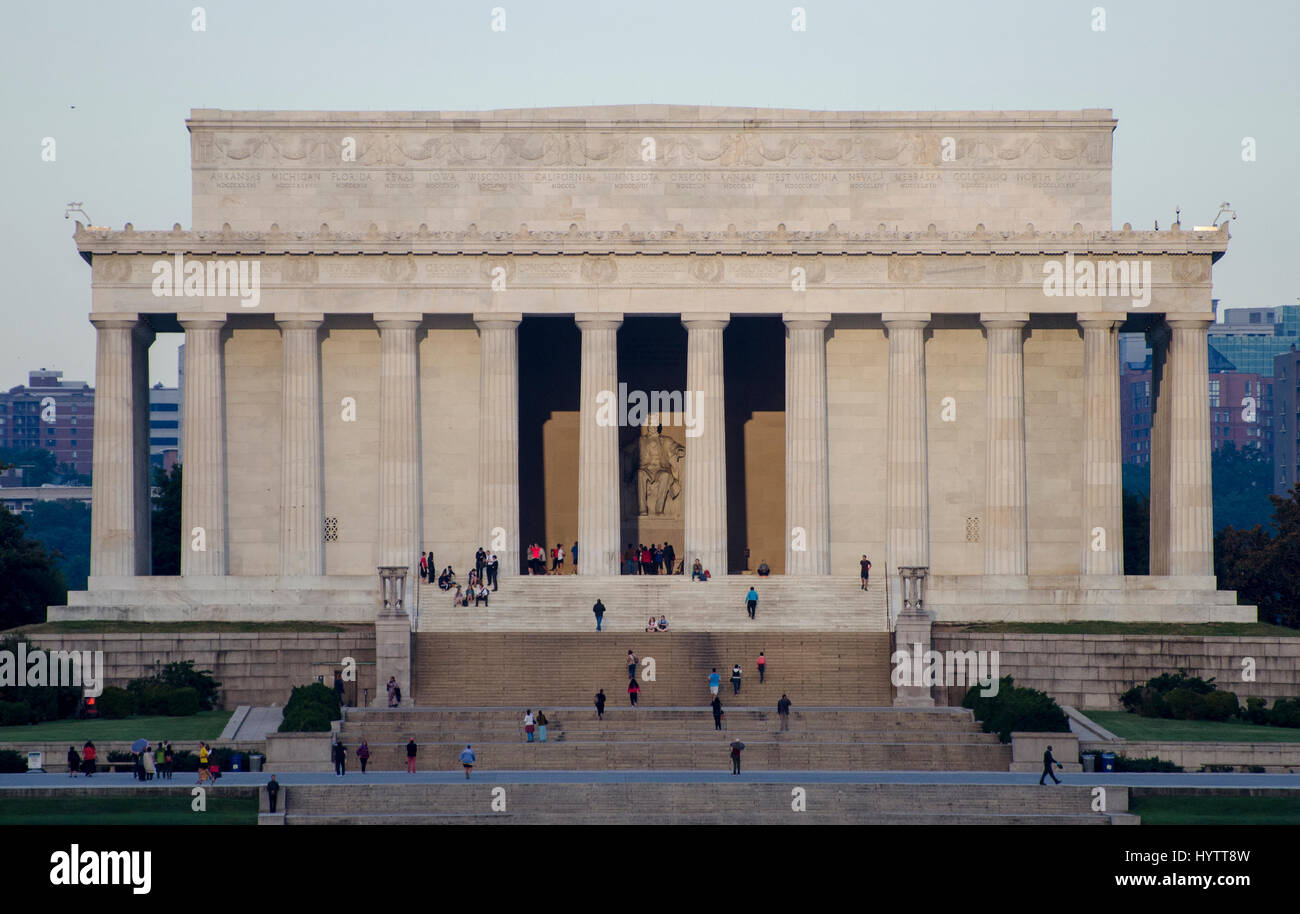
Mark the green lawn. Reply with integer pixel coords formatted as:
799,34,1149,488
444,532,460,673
0,794,257,825
1131,795,1300,825
10,620,360,634
0,710,232,743
1087,710,1300,743
941,621,1300,637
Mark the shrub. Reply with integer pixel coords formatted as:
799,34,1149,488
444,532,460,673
962,676,1069,743
96,687,133,720
0,750,28,773
1200,690,1239,722
171,750,198,772
1113,755,1182,773
0,637,83,723
1269,698,1300,728
1244,696,1270,725
0,701,34,727
152,661,221,711
279,706,334,733
164,687,199,717
1164,687,1203,720
106,750,134,763
277,682,341,733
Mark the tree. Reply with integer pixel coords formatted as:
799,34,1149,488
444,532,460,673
1122,489,1150,575
0,448,57,487
1211,442,1274,532
0,506,67,630
23,500,91,591
151,464,182,575
1215,487,1300,629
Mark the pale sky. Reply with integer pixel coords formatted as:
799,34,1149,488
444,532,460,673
1,0,1295,389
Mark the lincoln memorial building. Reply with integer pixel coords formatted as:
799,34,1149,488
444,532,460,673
59,107,1253,633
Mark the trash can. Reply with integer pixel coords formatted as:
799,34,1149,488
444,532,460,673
230,752,243,772
1100,752,1116,773
249,754,264,772
1082,753,1096,773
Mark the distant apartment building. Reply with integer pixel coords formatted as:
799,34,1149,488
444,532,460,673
149,382,180,470
0,369,95,481
1274,347,1300,496
1208,304,1300,376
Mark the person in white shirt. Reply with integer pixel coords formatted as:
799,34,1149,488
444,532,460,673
524,710,536,743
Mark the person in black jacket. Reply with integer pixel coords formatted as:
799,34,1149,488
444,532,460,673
1040,745,1062,785
266,775,280,813
711,696,724,731
332,740,347,777
594,689,606,720
593,599,606,631
777,694,792,732
67,746,80,778
406,737,418,774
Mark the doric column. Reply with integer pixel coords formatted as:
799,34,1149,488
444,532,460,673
981,314,1029,575
179,314,228,576
89,315,152,577
277,314,325,576
784,315,831,575
1147,323,1172,575
376,314,423,595
475,314,521,575
682,314,728,577
576,313,623,576
1167,316,1215,576
884,313,931,576
1079,314,1125,576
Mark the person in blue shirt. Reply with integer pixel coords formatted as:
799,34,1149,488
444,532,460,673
459,744,476,779
708,668,720,696
745,587,758,620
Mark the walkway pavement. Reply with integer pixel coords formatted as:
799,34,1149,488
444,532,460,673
4,770,1299,788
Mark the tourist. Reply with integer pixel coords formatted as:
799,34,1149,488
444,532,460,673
476,583,490,606
487,552,499,590
657,615,668,632
757,559,770,577
81,741,96,777
627,678,640,707
641,544,653,575
594,689,606,720
266,774,280,813
730,738,745,775
731,663,743,696
860,555,872,591
572,541,578,573
459,744,475,779
475,546,487,582
197,743,210,785
142,743,156,781
777,693,792,731
536,708,549,742
623,544,636,575
438,568,451,590
357,740,370,773
691,559,705,582
653,543,664,574
1040,745,1063,785
67,745,79,778
711,695,723,731
332,739,347,776
163,740,173,779
387,676,398,708
593,597,606,631
406,737,418,773
708,668,720,697
133,747,145,781
524,709,536,742
419,551,428,581
627,649,638,680
334,670,346,707
450,584,465,607
646,617,658,633
553,542,564,573
468,568,478,588
745,585,758,620
757,651,767,684
663,541,676,575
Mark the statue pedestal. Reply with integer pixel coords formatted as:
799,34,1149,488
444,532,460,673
374,615,412,708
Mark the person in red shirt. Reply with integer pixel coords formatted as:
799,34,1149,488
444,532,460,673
757,651,767,684
627,678,640,707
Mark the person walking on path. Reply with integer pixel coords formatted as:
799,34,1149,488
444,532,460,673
860,555,872,591
711,696,724,731
406,737,418,773
67,746,79,778
81,741,96,777
593,598,606,631
266,775,280,813
1040,745,1063,785
730,738,745,775
142,743,156,781
745,586,758,620
163,741,173,779
459,744,475,779
777,694,792,732
757,651,767,684
332,740,347,776
627,678,640,707
572,541,578,574
595,689,606,720
731,664,743,696
708,668,720,697
536,709,549,742
357,740,370,773
524,710,536,742
627,649,638,681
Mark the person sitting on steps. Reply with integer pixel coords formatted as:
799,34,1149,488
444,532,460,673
757,559,771,577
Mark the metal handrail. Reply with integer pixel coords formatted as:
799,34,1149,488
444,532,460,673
884,559,893,631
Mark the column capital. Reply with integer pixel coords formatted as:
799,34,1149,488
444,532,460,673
473,312,523,330
1164,313,1216,331
882,312,931,329
783,313,831,331
574,312,624,330
1076,311,1128,330
979,312,1030,329
373,312,423,329
275,313,324,331
681,313,729,330
177,312,227,330
89,312,143,330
